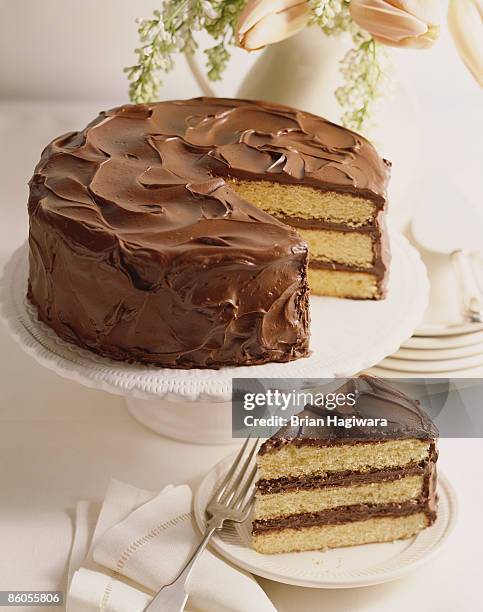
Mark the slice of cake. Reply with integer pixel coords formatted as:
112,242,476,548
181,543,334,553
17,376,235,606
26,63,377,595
252,376,438,554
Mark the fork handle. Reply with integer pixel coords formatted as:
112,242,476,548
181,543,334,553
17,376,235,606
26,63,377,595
143,525,217,612
452,250,483,323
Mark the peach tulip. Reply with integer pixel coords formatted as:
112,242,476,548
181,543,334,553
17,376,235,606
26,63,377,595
350,0,441,49
235,0,310,51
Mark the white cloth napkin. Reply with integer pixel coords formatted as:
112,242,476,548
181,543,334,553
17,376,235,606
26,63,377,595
67,479,276,612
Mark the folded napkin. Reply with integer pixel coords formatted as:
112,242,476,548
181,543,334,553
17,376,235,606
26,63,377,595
67,479,276,612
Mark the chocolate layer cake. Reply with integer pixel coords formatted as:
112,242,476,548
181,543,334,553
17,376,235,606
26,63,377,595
28,97,389,368
252,376,438,554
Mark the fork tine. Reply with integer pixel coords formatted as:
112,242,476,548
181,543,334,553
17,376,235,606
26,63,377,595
209,436,251,505
220,438,259,505
231,463,257,511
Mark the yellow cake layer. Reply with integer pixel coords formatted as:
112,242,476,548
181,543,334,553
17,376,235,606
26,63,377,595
298,228,374,268
228,178,383,299
308,268,379,299
254,474,424,520
252,512,429,554
228,179,376,226
258,439,431,481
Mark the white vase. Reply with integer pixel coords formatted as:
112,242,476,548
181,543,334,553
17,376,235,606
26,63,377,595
236,27,350,123
187,27,422,231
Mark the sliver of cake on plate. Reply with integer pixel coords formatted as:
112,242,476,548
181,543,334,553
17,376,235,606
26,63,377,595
252,376,439,554
27,97,391,369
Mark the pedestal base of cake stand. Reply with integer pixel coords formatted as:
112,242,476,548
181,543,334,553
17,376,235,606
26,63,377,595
125,396,234,445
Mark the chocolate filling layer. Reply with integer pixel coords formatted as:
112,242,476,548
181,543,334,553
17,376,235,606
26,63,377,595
273,215,379,233
252,500,437,533
256,464,428,495
308,260,379,275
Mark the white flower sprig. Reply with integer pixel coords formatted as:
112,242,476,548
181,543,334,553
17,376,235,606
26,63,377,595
336,29,388,131
308,0,351,33
309,0,385,131
125,0,247,104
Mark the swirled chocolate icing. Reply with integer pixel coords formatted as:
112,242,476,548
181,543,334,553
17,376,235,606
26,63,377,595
27,98,389,368
259,375,439,452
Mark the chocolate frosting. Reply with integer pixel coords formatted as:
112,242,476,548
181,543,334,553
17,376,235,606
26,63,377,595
259,375,439,453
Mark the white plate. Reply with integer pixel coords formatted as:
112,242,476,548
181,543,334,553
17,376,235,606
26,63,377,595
379,353,483,373
414,322,483,337
402,330,483,350
0,235,428,402
368,364,483,378
393,343,483,361
194,453,457,589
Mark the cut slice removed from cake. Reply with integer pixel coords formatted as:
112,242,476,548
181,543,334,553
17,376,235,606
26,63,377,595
252,376,438,554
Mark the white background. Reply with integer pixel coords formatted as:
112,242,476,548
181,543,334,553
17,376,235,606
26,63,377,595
0,2,482,611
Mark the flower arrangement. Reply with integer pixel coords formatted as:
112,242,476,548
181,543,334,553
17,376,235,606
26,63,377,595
125,1,482,131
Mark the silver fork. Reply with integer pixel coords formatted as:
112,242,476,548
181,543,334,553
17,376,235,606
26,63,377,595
144,437,259,612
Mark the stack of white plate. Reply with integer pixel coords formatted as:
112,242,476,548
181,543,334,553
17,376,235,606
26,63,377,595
369,321,483,377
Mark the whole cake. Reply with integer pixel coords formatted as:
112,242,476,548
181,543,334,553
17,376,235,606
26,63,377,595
252,376,438,554
28,97,390,368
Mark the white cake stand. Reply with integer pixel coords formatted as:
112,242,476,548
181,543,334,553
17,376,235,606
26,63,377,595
0,234,428,444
